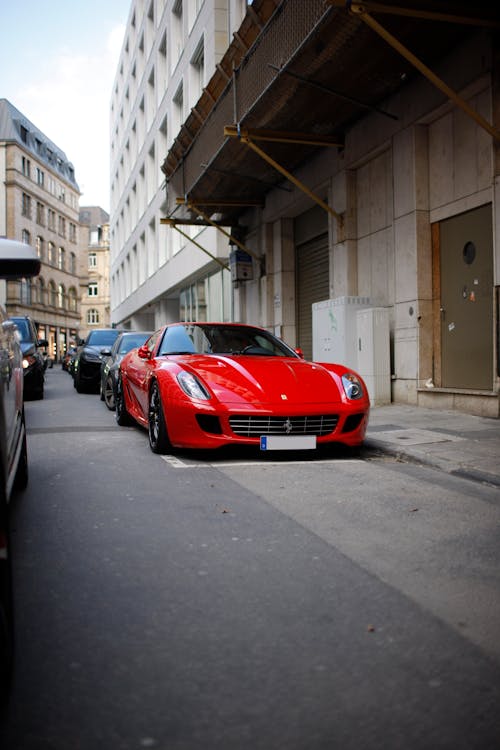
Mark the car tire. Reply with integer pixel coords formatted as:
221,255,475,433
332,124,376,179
103,376,116,411
75,370,86,394
148,381,172,454
115,375,133,426
13,413,28,491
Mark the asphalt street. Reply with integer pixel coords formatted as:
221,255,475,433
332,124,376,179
1,366,499,749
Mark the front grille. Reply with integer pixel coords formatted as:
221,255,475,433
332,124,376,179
229,415,338,437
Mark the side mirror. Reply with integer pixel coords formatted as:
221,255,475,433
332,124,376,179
100,347,112,357
295,348,305,359
138,344,150,359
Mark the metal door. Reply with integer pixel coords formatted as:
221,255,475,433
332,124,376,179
439,204,493,390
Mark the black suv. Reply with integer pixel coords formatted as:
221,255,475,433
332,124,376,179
73,328,120,393
10,316,47,400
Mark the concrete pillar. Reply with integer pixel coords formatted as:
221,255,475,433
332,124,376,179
392,124,432,403
331,170,358,298
271,218,296,345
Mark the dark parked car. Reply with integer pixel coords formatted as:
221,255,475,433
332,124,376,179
0,238,40,702
100,331,152,410
73,328,120,393
10,315,47,400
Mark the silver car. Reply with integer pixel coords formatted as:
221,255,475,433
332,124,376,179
0,238,40,703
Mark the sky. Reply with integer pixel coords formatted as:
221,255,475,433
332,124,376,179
1,1,130,213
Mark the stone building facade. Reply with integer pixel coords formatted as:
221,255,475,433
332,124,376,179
0,98,81,361
79,207,111,340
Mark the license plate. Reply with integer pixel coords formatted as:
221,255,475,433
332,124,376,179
260,435,317,451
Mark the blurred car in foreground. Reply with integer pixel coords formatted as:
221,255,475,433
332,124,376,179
0,238,40,702
10,315,47,400
100,331,152,410
116,322,370,455
73,329,120,393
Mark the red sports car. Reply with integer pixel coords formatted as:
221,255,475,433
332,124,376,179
116,322,370,454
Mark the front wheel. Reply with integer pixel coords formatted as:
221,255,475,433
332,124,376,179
148,381,172,454
115,375,133,426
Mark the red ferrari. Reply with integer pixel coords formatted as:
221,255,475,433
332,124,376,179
116,322,370,454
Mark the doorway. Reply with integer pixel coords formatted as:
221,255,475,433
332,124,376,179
438,204,493,390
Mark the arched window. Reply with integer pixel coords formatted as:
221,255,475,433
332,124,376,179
20,278,32,304
58,283,65,308
37,277,45,306
87,308,100,325
36,236,45,261
48,280,57,307
58,247,65,270
48,242,56,265
22,229,31,245
68,287,78,312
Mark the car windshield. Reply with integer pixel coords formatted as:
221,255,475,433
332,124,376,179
158,324,298,358
11,318,31,342
117,333,151,355
87,330,120,346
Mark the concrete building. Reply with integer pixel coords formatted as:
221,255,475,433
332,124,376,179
79,206,111,339
110,1,500,417
109,0,247,331
0,98,81,361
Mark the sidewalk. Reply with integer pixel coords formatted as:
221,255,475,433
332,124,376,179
365,404,500,488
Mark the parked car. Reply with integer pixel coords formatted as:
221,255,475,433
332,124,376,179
100,331,152,410
62,346,77,372
73,328,121,393
115,322,370,455
10,315,47,400
0,238,40,702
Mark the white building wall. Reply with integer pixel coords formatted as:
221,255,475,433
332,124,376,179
110,0,247,329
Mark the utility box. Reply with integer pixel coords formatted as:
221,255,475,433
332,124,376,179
356,307,391,405
312,296,372,369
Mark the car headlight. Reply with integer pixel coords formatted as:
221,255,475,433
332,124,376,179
177,371,210,400
342,372,364,400
82,351,102,363
22,355,36,369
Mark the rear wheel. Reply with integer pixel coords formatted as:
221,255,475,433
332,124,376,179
115,375,133,426
103,376,116,410
148,381,172,454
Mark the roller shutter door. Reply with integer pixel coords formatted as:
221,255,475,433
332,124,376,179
296,233,329,360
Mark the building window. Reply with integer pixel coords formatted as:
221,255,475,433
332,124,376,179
20,279,32,305
69,252,76,274
48,281,57,307
37,168,44,187
36,236,44,260
36,202,45,225
87,308,100,324
58,247,65,270
88,282,98,297
22,193,31,218
58,284,65,308
22,229,31,245
190,37,204,105
48,209,56,231
48,242,56,265
58,216,66,237
69,223,77,243
68,287,78,312
22,157,31,177
88,252,97,268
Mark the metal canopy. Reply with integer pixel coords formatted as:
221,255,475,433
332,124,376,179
162,0,499,229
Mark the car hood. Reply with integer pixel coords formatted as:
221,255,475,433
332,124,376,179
172,355,346,407
19,342,36,356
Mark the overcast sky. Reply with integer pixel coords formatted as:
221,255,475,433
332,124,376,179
1,1,130,213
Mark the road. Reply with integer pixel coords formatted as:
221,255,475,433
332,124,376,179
1,366,500,749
